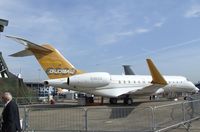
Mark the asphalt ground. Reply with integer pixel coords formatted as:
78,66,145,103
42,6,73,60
15,97,200,132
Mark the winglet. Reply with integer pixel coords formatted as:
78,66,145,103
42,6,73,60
146,59,167,85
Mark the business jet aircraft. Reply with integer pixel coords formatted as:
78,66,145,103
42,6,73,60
6,36,199,105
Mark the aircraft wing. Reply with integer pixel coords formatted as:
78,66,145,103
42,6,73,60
130,84,164,95
132,58,167,95
117,58,168,97
95,84,163,97
123,84,164,96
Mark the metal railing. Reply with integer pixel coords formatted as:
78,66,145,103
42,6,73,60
1,98,200,132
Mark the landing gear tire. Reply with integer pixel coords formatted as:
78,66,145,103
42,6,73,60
124,98,133,105
86,97,94,104
184,96,187,100
127,98,133,105
109,98,118,104
150,95,156,100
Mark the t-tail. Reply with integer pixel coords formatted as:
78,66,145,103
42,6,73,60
6,36,83,79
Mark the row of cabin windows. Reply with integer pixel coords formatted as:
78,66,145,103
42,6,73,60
118,80,183,84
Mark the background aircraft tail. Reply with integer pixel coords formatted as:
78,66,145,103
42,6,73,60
122,65,135,75
6,36,83,79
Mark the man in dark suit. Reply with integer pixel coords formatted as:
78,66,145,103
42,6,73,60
1,92,21,132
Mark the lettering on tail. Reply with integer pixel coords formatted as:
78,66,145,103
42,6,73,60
46,68,77,75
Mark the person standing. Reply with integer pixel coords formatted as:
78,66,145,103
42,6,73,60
1,92,21,132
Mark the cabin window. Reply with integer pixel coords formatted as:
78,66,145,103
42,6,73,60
138,81,140,83
119,81,121,84
124,81,126,84
128,81,130,83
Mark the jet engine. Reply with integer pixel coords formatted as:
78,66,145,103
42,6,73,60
67,72,110,88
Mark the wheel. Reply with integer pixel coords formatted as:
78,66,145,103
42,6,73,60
127,98,133,105
109,98,118,104
184,96,187,100
86,97,94,103
123,98,133,105
149,96,152,100
123,98,128,104
152,95,156,100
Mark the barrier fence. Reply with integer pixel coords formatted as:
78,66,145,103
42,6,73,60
1,99,200,132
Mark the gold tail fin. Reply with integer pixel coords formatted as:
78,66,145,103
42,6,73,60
6,36,83,79
146,59,167,85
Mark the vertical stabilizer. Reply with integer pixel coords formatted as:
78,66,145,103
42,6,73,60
6,36,83,79
146,59,167,85
122,65,135,75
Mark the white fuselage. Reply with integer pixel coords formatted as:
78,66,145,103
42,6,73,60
45,72,199,98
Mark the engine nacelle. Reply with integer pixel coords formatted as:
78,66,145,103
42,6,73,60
68,72,110,88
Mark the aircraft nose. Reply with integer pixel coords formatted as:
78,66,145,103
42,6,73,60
195,87,199,93
192,86,199,94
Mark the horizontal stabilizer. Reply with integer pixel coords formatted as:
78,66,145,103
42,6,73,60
146,59,167,85
6,36,53,57
10,49,33,57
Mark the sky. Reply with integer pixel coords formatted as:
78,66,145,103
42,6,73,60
1,0,200,83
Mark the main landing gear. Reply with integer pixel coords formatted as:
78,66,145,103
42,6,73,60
109,97,133,105
109,98,118,104
86,97,94,103
123,98,133,105
123,95,133,105
149,95,156,100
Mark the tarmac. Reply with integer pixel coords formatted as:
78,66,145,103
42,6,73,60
15,97,200,132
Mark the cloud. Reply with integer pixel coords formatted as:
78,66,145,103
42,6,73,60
154,21,164,27
98,16,166,46
153,18,165,28
135,28,150,34
185,5,200,18
98,23,166,45
95,39,200,71
117,28,150,37
117,31,134,36
31,12,59,24
99,27,151,45
123,37,200,63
